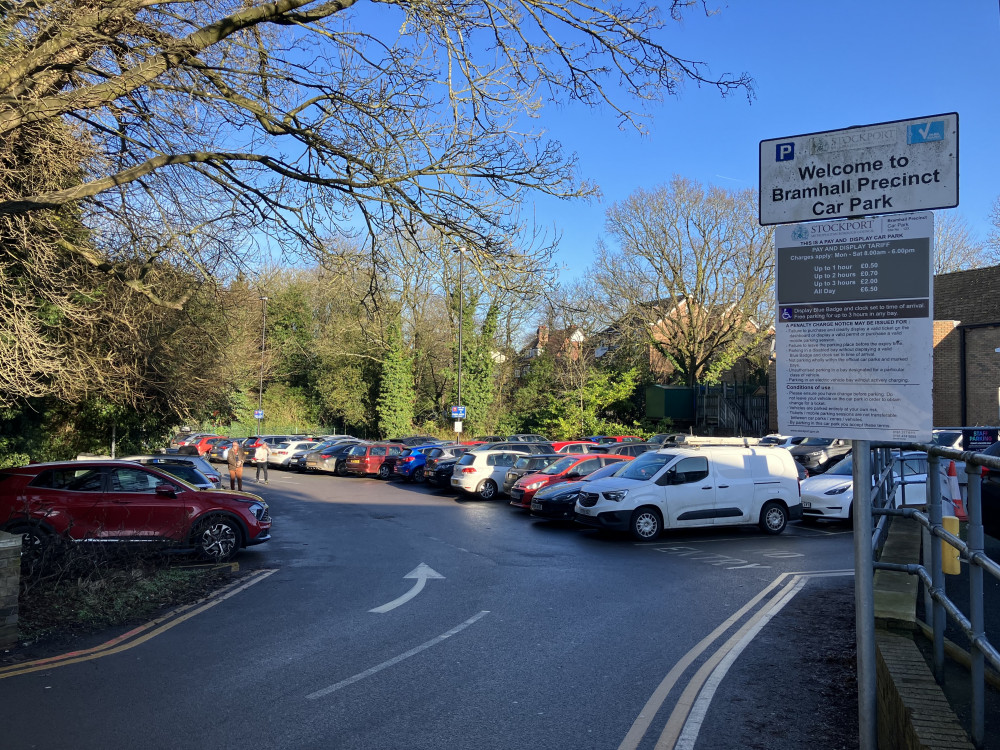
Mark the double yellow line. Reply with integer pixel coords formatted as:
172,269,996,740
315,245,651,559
619,569,853,750
0,569,277,679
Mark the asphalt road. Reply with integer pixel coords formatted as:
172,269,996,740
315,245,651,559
0,469,859,750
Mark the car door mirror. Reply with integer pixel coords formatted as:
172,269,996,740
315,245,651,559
155,483,177,497
655,470,676,486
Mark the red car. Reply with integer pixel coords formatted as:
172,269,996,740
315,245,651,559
0,460,271,562
509,454,630,509
344,442,407,478
178,434,227,456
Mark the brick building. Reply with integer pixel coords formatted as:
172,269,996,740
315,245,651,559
933,266,1000,427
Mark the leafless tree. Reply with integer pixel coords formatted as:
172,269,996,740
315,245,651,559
593,175,773,387
934,210,989,274
0,0,751,307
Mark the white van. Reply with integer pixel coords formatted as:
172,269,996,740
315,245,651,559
574,446,802,540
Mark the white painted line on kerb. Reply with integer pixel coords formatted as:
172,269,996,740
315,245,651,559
306,611,489,700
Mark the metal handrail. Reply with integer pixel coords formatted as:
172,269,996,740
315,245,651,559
865,441,997,748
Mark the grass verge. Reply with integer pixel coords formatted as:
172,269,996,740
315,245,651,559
17,561,235,643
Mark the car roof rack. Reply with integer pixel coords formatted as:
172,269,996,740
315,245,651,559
671,436,762,447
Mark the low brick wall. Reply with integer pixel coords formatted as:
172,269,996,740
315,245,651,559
874,518,974,749
877,631,973,750
0,531,19,648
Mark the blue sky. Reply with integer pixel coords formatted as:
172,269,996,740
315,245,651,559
531,1,1000,280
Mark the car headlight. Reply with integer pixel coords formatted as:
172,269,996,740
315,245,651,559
243,502,266,519
824,486,850,496
603,490,628,502
525,481,545,490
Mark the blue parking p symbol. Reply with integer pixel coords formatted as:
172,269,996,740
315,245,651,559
776,142,795,162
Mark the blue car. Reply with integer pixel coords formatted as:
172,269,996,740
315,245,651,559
391,444,441,483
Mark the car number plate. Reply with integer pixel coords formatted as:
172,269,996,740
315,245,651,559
530,502,541,511
510,489,522,499
577,506,596,516
803,501,812,509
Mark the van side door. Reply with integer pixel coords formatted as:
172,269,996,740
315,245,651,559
656,456,716,528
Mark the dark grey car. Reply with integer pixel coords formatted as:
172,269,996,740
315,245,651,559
788,438,851,474
502,453,561,495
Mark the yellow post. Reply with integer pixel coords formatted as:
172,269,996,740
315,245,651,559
942,516,961,575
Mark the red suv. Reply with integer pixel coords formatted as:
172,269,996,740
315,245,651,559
344,442,406,477
0,460,271,562
509,454,629,509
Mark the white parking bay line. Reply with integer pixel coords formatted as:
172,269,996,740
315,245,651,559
305,611,490,700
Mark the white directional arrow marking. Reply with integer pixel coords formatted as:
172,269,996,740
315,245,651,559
369,563,445,614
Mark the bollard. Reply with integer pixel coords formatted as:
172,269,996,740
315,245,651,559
941,516,960,575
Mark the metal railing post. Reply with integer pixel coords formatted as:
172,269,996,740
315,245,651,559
853,439,877,750
927,452,945,683
965,460,985,747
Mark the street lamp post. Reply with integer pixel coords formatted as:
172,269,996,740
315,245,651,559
455,247,465,440
258,296,268,437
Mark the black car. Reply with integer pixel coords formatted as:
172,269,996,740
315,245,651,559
788,437,851,474
530,461,629,521
428,458,460,489
502,453,561,495
974,442,1000,535
423,444,473,474
600,442,657,458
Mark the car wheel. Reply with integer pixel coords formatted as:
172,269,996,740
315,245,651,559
335,460,347,477
414,467,425,483
477,479,498,500
7,523,53,571
629,507,662,541
191,516,242,562
378,464,391,479
759,501,788,535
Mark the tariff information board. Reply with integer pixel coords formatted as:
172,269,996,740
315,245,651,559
760,114,957,225
776,212,933,441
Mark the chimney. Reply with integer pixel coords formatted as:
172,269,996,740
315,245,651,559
537,325,548,347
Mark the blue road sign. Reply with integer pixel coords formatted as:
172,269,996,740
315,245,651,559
451,406,466,419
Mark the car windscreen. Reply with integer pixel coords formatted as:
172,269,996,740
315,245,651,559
617,452,675,481
827,456,853,475
799,438,834,447
399,449,415,457
540,456,577,475
457,453,476,466
347,444,367,456
932,431,961,448
759,436,783,445
582,462,627,482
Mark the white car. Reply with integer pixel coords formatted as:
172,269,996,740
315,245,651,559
268,441,320,467
758,434,807,449
574,446,802,540
451,450,524,499
800,451,949,522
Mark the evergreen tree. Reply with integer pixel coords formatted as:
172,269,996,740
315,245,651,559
457,304,500,436
377,317,415,438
